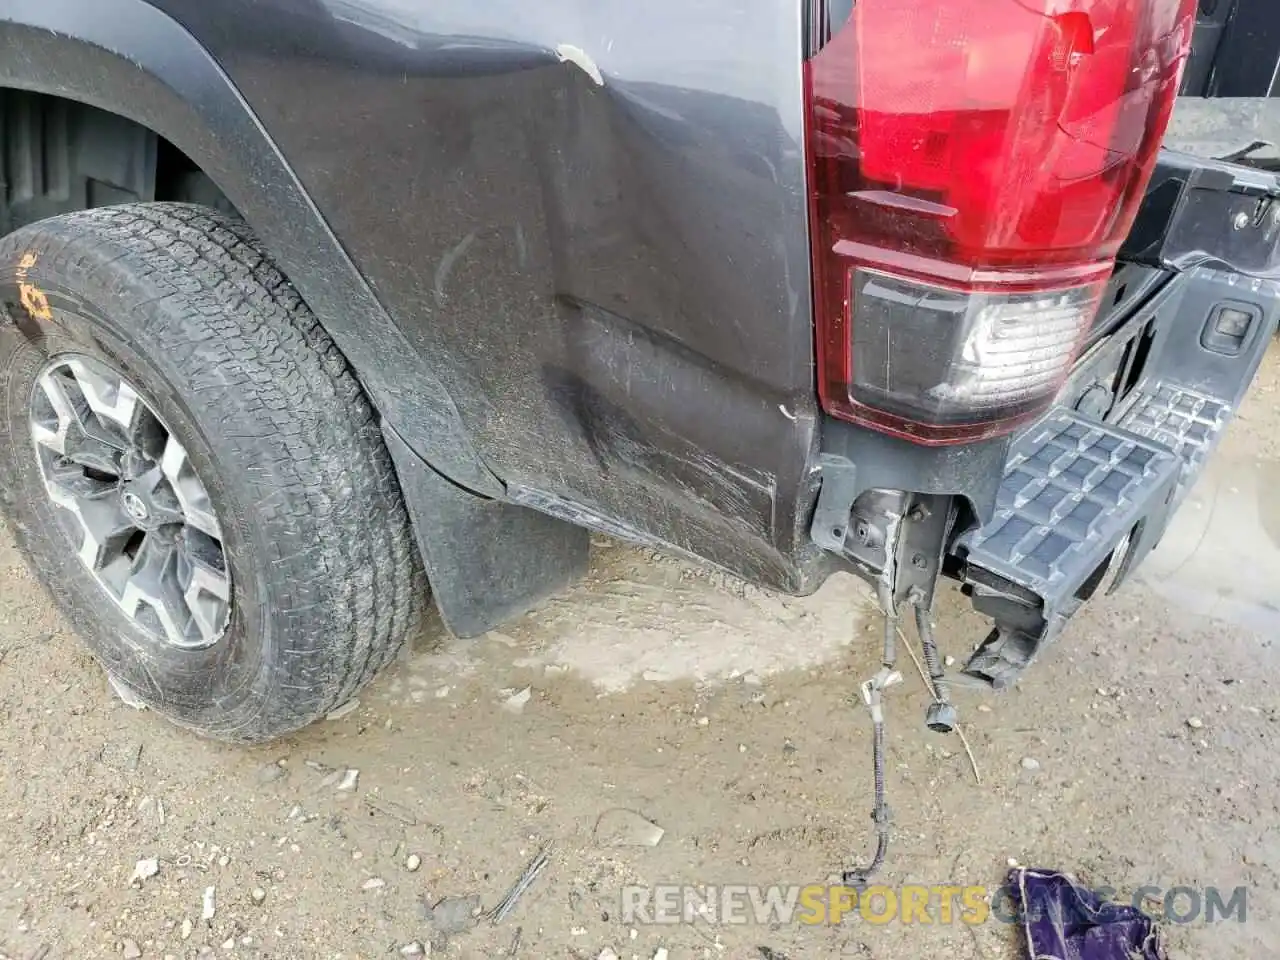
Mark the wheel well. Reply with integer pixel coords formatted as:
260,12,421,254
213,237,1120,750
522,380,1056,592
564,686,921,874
0,88,236,233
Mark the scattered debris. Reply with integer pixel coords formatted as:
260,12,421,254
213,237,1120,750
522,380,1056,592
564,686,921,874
362,877,386,891
180,918,193,941
400,943,425,957
596,949,620,960
426,894,482,935
251,887,267,905
201,886,217,921
1012,867,1167,960
593,809,665,847
977,704,993,713
406,853,422,872
944,655,957,667
1186,716,1205,730
502,687,532,714
696,716,710,727
99,740,143,772
256,761,287,784
506,926,523,958
363,793,418,825
130,857,159,886
487,841,556,923
1021,757,1041,772
121,938,142,959
336,769,360,792
326,699,361,721
653,949,669,960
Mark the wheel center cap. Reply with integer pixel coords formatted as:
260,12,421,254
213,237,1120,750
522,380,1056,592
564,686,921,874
121,491,150,523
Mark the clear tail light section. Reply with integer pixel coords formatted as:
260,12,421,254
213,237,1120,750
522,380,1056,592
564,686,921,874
805,0,1197,444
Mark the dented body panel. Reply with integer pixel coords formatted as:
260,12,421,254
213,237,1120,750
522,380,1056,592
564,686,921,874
145,0,826,591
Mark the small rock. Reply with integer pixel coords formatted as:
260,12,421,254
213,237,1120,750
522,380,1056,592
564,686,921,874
181,918,193,941
130,857,159,886
251,887,267,905
743,673,762,686
696,716,710,727
595,808,665,847
256,761,287,784
201,886,217,921
435,685,452,698
1008,857,1020,868
326,699,361,721
597,949,620,960
1020,757,1041,772
944,655,956,668
405,853,422,872
977,704,992,713
336,769,360,792
362,877,386,891
653,950,670,960
100,740,144,772
502,686,532,714
220,938,234,951
400,944,425,957
738,744,747,753
1186,717,1205,730
426,894,482,934
122,938,142,959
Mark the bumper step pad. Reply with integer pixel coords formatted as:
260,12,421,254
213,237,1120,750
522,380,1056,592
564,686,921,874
1118,381,1231,499
958,407,1184,687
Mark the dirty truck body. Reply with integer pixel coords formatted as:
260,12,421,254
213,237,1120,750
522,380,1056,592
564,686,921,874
0,0,1278,747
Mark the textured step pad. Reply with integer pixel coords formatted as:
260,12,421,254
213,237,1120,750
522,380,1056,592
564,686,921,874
961,409,1181,603
1118,382,1231,497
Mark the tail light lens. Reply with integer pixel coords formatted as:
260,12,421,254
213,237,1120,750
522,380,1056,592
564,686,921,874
805,0,1196,444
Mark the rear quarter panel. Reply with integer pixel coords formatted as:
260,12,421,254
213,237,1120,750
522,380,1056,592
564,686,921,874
147,0,824,590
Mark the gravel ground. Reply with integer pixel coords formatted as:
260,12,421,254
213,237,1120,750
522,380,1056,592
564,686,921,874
2,348,1280,960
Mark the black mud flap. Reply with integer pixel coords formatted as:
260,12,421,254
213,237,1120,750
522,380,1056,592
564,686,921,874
955,264,1280,688
382,423,589,638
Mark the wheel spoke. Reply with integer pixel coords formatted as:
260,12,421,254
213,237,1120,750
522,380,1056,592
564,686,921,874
119,533,194,649
65,495,138,571
30,370,77,454
160,435,221,540
180,544,232,646
67,358,139,432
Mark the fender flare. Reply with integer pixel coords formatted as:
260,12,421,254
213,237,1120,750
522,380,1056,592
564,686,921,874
0,0,501,495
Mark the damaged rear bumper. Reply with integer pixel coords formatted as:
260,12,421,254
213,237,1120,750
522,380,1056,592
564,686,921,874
956,265,1277,687
812,148,1280,687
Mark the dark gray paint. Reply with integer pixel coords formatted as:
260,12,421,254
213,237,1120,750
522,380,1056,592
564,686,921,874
0,0,825,591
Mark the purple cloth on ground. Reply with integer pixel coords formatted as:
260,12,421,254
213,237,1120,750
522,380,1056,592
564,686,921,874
1011,868,1166,960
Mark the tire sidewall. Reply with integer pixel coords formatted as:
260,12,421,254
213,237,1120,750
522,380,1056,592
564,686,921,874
0,234,276,735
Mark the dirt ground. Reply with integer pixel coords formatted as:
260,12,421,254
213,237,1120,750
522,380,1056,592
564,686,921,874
3,348,1280,960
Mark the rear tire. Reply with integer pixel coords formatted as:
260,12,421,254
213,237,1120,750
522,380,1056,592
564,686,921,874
0,203,424,742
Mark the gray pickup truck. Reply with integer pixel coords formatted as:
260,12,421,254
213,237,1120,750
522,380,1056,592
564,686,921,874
0,0,1276,868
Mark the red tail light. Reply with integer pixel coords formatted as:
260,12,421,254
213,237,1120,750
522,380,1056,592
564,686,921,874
805,0,1196,444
